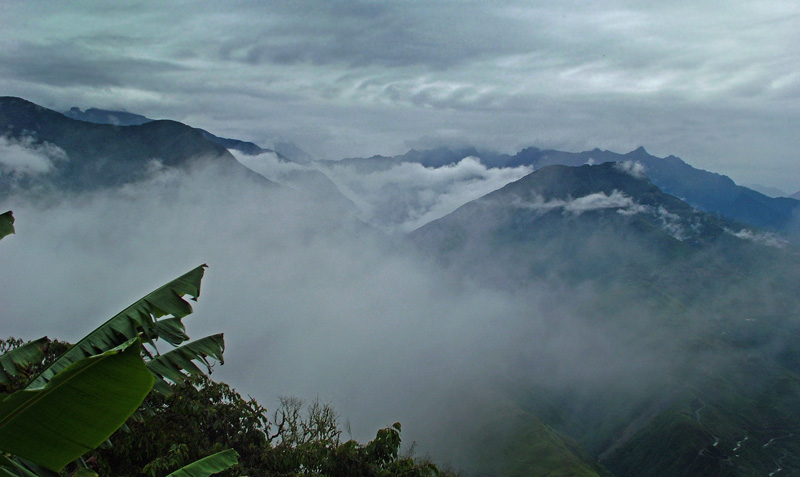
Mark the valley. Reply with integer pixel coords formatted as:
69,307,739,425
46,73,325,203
1,97,800,476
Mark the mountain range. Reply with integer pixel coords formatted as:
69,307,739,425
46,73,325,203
335,146,800,235
53,101,800,237
411,162,800,476
3,96,800,476
64,105,313,163
0,97,270,195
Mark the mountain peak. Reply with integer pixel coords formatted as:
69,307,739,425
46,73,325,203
0,98,274,195
63,106,152,126
627,146,649,156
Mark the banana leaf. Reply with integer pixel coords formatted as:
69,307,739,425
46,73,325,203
0,338,154,471
147,334,225,396
0,455,41,477
0,211,13,241
0,337,49,386
27,265,206,388
165,449,238,477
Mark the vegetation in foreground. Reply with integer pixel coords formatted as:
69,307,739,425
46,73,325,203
0,210,456,476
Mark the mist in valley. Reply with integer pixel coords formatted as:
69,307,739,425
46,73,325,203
4,133,796,475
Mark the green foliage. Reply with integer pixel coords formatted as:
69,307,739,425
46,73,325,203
0,211,13,241
1,213,230,476
0,338,71,395
0,337,48,387
147,334,225,396
92,375,269,476
94,377,452,476
1,212,445,476
27,265,211,389
0,338,154,472
165,449,240,477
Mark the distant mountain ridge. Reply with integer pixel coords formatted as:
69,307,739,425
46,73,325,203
339,146,800,235
59,102,799,235
511,146,799,234
63,105,280,157
0,96,274,195
411,162,758,287
64,106,152,126
63,105,313,163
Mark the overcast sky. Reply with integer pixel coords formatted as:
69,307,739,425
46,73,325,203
1,1,798,192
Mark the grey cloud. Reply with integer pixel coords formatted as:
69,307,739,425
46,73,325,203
511,190,701,241
0,40,186,89
1,1,799,191
613,160,646,179
513,190,646,216
211,2,541,70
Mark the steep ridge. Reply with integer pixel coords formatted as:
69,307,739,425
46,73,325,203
63,105,313,163
410,162,800,476
510,146,800,234
338,145,799,234
411,162,760,290
64,106,152,126
58,102,349,210
0,96,275,195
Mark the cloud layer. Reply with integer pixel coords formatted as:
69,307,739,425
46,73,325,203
0,164,683,466
319,156,533,232
0,136,67,175
1,2,798,190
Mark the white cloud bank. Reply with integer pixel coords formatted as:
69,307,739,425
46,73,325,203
0,135,67,175
319,156,533,232
614,160,647,179
230,150,307,183
726,228,787,248
514,190,648,216
513,190,703,241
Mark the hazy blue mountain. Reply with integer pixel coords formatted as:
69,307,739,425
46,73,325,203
64,106,152,126
63,104,278,157
1,96,274,195
506,146,800,234
744,183,786,198
411,162,759,288
2,97,362,223
791,190,800,200
63,105,314,163
273,141,314,164
341,145,799,234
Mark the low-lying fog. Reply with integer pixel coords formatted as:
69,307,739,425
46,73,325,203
0,156,715,466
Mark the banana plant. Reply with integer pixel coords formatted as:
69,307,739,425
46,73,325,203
0,211,13,241
0,338,48,387
0,211,231,475
0,339,154,472
24,264,226,398
26,265,211,389
165,449,239,477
